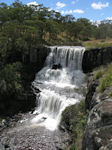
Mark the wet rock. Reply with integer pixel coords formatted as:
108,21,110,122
52,64,62,70
32,86,41,93
42,117,47,120
2,119,7,126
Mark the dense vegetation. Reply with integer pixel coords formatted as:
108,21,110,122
0,0,112,56
0,0,112,63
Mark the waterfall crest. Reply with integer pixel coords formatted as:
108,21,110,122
31,46,85,131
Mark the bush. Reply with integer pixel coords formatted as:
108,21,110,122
0,62,23,94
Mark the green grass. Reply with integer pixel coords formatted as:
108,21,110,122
70,101,88,150
83,39,112,50
94,67,105,80
94,63,112,92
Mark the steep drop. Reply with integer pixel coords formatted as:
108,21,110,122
31,46,86,130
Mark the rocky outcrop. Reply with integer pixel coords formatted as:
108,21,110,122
82,76,112,150
82,47,112,73
85,76,99,110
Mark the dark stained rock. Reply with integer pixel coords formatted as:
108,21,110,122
0,89,36,117
82,47,112,73
82,76,112,150
85,77,99,110
52,64,62,70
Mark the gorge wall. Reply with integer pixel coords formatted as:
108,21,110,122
0,46,49,117
82,47,112,73
82,76,112,150
81,47,112,150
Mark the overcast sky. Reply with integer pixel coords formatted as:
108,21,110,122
1,0,112,21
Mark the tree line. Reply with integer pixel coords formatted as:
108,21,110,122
0,0,112,49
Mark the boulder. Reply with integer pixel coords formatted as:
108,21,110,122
82,100,112,150
52,64,62,70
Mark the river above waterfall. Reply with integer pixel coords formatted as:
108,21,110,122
0,46,86,150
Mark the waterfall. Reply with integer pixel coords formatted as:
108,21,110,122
31,46,85,131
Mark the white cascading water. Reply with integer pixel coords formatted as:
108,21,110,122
31,46,85,131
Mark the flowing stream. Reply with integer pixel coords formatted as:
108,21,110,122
31,46,85,131
0,46,86,150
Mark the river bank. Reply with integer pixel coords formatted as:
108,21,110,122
0,112,70,150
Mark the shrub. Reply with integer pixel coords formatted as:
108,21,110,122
0,62,23,94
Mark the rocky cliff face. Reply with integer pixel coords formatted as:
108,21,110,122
0,46,49,117
82,47,112,150
82,47,112,73
82,76,112,150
